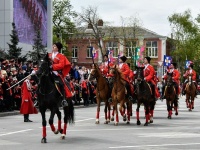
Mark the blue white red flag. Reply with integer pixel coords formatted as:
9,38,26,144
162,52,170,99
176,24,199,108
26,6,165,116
185,60,192,69
90,46,98,59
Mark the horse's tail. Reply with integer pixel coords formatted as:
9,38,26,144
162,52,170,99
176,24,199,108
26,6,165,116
64,98,75,124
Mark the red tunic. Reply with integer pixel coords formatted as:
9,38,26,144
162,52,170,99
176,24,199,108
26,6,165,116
99,61,114,76
183,69,197,81
20,79,38,114
118,63,130,82
144,64,160,98
49,53,72,98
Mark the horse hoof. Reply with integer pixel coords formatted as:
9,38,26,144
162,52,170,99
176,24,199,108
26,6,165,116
95,120,100,124
59,129,63,134
54,130,59,134
137,120,141,125
104,121,108,124
150,120,153,123
144,123,148,126
41,137,47,143
114,122,118,126
60,134,65,140
111,117,114,122
123,118,127,122
175,112,178,116
192,107,194,109
189,109,192,111
126,121,130,124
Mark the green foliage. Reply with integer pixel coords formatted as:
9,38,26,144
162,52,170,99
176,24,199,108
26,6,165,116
28,28,46,61
7,23,22,59
53,0,77,55
168,10,200,74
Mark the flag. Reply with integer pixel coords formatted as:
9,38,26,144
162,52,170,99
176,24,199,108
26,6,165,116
185,60,192,69
107,49,114,62
135,47,140,60
163,55,172,66
90,46,98,59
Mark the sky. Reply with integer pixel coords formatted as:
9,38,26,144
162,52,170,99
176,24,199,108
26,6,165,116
70,0,200,37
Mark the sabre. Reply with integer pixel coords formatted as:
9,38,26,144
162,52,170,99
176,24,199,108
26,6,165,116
6,74,32,90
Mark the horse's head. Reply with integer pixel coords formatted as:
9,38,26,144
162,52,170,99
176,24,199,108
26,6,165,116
136,66,145,84
166,72,173,86
37,53,52,77
187,74,192,85
88,63,100,81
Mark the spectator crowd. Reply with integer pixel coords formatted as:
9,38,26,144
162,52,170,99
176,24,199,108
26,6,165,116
0,59,96,112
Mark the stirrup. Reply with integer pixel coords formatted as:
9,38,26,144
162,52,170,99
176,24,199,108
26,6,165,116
62,99,68,107
108,98,112,103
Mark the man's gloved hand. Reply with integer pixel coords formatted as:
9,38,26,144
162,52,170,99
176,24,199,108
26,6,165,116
31,70,36,75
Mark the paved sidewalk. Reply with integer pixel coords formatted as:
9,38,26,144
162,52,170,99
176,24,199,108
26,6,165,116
0,103,100,117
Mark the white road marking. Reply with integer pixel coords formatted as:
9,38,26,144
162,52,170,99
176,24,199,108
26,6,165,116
0,140,21,145
109,143,200,149
0,129,33,137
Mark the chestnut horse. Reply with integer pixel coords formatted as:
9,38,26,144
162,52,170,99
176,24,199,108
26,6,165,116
36,53,74,143
185,74,196,111
135,67,156,126
109,67,132,125
164,72,178,119
88,64,111,124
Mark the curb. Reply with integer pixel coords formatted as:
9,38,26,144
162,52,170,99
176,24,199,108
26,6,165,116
0,103,102,117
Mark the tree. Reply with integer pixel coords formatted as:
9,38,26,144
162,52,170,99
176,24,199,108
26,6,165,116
53,0,77,55
168,10,200,75
7,22,22,59
28,28,46,61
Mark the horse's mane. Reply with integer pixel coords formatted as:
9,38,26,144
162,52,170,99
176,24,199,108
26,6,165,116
112,67,125,83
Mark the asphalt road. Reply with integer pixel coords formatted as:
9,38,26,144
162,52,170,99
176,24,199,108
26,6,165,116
0,95,200,150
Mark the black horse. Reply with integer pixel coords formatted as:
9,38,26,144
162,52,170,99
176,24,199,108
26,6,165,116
36,53,74,143
135,66,156,126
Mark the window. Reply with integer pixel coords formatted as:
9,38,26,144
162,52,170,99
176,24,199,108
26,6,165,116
125,41,136,58
87,46,92,58
145,41,158,58
72,46,78,58
105,42,118,57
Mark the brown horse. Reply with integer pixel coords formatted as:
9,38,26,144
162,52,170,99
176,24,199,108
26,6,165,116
164,72,178,119
185,74,196,111
135,67,156,126
88,64,111,124
109,67,132,125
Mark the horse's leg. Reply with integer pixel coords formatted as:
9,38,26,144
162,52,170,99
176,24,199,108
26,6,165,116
136,103,141,125
107,102,111,122
174,99,178,116
95,97,100,124
104,101,109,124
126,102,131,124
111,105,115,121
55,109,62,134
144,103,149,126
114,101,119,126
192,98,194,109
119,102,126,122
40,107,47,143
49,108,57,134
149,101,155,123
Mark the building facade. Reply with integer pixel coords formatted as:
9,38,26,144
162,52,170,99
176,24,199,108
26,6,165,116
67,26,168,80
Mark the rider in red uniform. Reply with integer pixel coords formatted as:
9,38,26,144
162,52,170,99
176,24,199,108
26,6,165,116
32,42,71,107
118,56,134,102
143,56,160,100
182,63,198,95
162,62,180,100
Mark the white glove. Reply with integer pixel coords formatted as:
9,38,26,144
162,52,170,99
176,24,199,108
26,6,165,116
31,70,36,75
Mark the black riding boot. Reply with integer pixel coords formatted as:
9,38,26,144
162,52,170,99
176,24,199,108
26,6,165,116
108,78,113,103
161,85,165,99
125,82,134,103
60,84,68,107
182,83,186,95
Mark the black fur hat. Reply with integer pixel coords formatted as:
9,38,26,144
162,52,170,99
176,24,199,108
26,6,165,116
144,56,151,63
171,62,177,68
120,56,127,62
54,42,63,51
